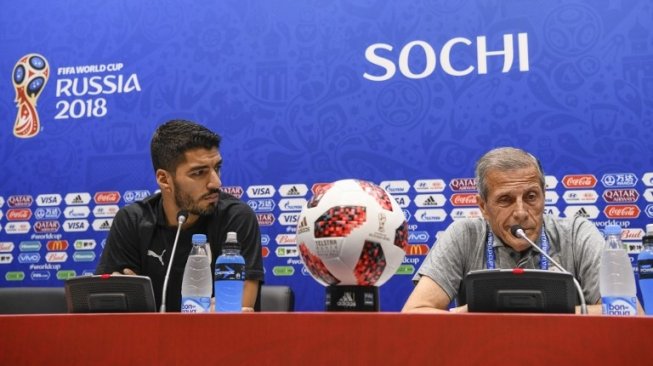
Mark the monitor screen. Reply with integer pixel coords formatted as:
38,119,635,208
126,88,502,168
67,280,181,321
65,274,156,313
463,269,576,313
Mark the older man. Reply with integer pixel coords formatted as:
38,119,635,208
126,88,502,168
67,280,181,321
403,147,604,313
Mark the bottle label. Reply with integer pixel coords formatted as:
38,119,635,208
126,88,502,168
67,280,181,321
181,296,211,313
638,259,653,280
215,263,245,280
601,296,638,316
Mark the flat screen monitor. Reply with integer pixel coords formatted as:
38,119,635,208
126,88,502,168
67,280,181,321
65,274,156,313
464,269,576,313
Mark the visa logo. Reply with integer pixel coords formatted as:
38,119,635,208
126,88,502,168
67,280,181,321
247,185,276,198
279,213,300,226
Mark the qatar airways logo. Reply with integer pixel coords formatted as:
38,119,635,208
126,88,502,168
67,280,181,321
364,33,529,81
54,61,141,120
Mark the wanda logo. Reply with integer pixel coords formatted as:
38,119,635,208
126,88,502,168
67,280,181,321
562,175,597,188
6,208,32,221
94,192,121,204
450,193,477,206
603,205,640,219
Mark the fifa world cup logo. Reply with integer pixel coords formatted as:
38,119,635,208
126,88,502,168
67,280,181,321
12,54,49,138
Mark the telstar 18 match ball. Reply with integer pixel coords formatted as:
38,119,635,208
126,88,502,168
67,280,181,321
296,179,408,287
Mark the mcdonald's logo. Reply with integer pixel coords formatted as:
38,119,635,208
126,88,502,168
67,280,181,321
47,240,69,251
261,247,270,258
404,244,429,256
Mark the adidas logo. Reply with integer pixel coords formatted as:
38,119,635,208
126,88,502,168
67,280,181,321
72,195,84,204
423,196,437,205
574,207,589,218
99,220,111,229
336,292,356,308
286,186,301,196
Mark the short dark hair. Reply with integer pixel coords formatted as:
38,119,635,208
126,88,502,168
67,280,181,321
475,147,545,200
150,119,221,173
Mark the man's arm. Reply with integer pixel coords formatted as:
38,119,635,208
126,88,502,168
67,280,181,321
242,279,259,310
402,275,453,313
96,208,142,275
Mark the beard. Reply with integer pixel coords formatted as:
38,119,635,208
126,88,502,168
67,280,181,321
173,185,220,216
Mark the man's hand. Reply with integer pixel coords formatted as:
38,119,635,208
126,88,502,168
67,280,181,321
112,268,137,275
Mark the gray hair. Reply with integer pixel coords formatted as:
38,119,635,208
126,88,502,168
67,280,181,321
475,147,545,200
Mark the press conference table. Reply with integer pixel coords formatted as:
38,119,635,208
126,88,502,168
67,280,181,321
2,312,651,365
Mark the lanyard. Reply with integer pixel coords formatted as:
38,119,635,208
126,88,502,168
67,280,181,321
485,224,549,270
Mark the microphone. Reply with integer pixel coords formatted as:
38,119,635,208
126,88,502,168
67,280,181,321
510,225,588,314
160,210,188,313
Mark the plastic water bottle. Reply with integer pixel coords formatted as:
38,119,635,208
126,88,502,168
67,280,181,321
181,234,212,313
637,224,653,315
214,231,245,312
600,225,637,316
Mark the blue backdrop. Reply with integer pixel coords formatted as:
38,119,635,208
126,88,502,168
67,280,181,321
1,0,652,311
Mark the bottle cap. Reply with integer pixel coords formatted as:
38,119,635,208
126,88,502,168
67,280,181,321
224,232,240,251
604,224,621,236
192,234,207,245
226,232,238,243
647,224,653,236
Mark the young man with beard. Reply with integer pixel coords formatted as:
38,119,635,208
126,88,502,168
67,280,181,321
96,120,263,312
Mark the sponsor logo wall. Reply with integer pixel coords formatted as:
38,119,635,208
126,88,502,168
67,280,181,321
1,0,652,311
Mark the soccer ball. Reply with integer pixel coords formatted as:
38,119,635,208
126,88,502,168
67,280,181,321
296,179,408,287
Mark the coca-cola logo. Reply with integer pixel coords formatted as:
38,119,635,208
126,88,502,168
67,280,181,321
562,175,597,189
449,193,477,206
311,183,333,195
94,192,121,204
602,189,639,203
603,205,640,219
6,208,32,221
449,178,477,192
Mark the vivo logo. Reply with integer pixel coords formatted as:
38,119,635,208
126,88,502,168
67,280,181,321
18,253,41,264
408,231,430,243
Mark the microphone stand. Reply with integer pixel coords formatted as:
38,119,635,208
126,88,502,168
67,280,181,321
511,225,588,315
160,211,188,313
